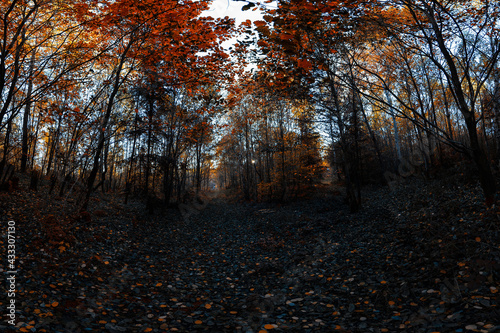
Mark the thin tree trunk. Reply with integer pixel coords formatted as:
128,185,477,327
385,89,402,161
421,2,497,205
125,113,139,204
21,48,36,173
30,106,40,169
1,116,13,174
83,38,133,211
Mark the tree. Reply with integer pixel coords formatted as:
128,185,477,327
369,0,500,205
250,0,373,210
79,0,235,210
217,74,324,202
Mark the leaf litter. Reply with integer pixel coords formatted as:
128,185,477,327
0,175,498,332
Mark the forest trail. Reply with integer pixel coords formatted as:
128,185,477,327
1,178,499,332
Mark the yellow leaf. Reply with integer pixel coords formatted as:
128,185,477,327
51,302,59,307
194,320,202,325
156,283,162,287
144,329,153,332
205,304,211,309
264,324,276,329
475,237,481,242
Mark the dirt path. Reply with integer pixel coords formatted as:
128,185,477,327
1,180,499,332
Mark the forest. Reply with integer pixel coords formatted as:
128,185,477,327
0,0,499,332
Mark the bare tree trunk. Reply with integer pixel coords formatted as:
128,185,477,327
30,107,41,169
21,48,36,173
492,70,500,162
400,0,498,204
385,89,402,161
125,113,139,204
83,39,133,211
0,115,13,175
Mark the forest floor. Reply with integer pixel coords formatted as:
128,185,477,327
0,171,499,333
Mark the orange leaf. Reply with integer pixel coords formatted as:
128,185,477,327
257,40,269,48
297,59,312,71
279,33,294,40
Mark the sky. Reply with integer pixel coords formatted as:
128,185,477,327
201,0,267,65
204,0,264,26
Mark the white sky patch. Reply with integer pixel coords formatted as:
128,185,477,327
204,0,264,26
200,0,266,70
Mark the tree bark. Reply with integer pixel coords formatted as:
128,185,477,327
82,39,133,211
411,1,497,205
21,47,36,173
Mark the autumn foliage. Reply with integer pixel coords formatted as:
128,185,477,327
1,0,500,209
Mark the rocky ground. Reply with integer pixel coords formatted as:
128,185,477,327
0,172,499,332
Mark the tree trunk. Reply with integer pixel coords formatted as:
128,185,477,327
418,2,497,205
125,113,139,204
465,116,496,205
0,116,13,175
83,39,133,211
385,89,402,161
21,48,36,173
